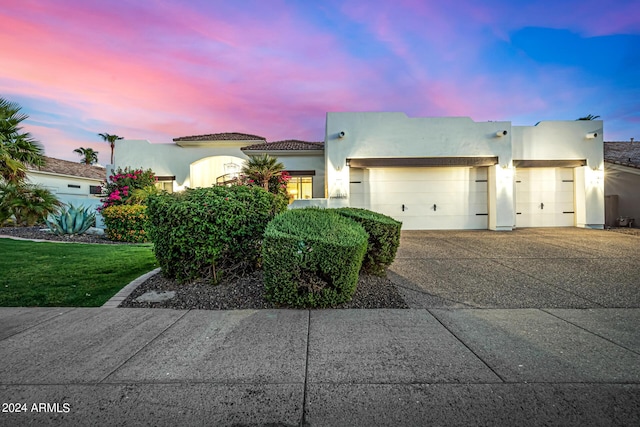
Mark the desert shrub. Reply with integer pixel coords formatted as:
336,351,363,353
335,207,402,276
262,208,368,308
46,203,96,235
0,182,62,226
101,205,148,243
146,185,285,284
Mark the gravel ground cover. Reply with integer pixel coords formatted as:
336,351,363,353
1,226,409,309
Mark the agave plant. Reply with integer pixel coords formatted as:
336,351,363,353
46,204,96,235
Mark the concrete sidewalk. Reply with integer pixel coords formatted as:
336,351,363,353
1,307,639,426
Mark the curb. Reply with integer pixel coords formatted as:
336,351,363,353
102,267,162,308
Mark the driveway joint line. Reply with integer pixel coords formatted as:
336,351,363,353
541,309,640,357
96,309,191,384
426,308,506,383
490,258,605,308
0,308,77,342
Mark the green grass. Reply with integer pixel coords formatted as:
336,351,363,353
0,238,158,307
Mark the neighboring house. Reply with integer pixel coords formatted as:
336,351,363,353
114,113,604,231
604,140,640,228
27,156,105,209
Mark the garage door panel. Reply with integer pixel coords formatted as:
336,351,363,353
515,167,575,227
370,201,488,216
368,167,484,181
350,166,488,230
368,190,487,206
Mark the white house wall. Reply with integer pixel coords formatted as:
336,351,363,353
325,112,514,230
115,140,326,195
27,171,102,206
115,139,255,189
323,112,604,230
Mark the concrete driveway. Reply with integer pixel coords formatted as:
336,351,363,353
390,228,640,309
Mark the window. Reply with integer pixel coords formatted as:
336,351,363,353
287,176,313,201
154,176,175,193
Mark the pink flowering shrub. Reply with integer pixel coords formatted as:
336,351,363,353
99,167,157,210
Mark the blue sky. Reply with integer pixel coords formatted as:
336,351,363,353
1,0,638,164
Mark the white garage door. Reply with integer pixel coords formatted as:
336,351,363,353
515,168,575,227
349,167,488,230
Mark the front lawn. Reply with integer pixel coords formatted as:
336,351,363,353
0,238,157,307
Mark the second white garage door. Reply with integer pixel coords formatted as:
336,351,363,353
349,167,488,230
515,167,575,227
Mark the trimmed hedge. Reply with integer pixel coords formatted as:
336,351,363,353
146,185,286,284
335,207,402,276
263,208,368,307
101,205,148,243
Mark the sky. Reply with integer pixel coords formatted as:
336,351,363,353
1,0,639,165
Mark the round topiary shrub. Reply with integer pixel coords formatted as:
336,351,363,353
334,207,402,276
146,185,285,284
262,208,368,308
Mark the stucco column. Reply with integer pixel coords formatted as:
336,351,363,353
575,166,605,229
488,164,515,231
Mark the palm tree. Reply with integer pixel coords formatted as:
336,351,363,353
241,154,285,191
577,114,601,121
0,97,46,183
74,147,99,165
98,133,123,165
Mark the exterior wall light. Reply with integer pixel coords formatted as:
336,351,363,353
496,130,508,137
338,131,346,138
586,132,598,139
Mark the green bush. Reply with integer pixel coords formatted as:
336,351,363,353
102,205,148,243
146,185,286,284
335,207,402,276
263,208,368,308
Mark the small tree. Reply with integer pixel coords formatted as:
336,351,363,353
74,147,99,165
98,133,123,165
241,154,285,191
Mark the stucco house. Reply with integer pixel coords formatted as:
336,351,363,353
603,140,640,228
27,156,105,209
113,112,605,231
115,133,326,199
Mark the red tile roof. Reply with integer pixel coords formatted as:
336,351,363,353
241,140,324,151
28,157,106,180
173,132,266,142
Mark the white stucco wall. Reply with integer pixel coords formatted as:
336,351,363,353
325,112,514,230
114,140,255,188
114,140,326,196
27,171,103,205
512,120,604,167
